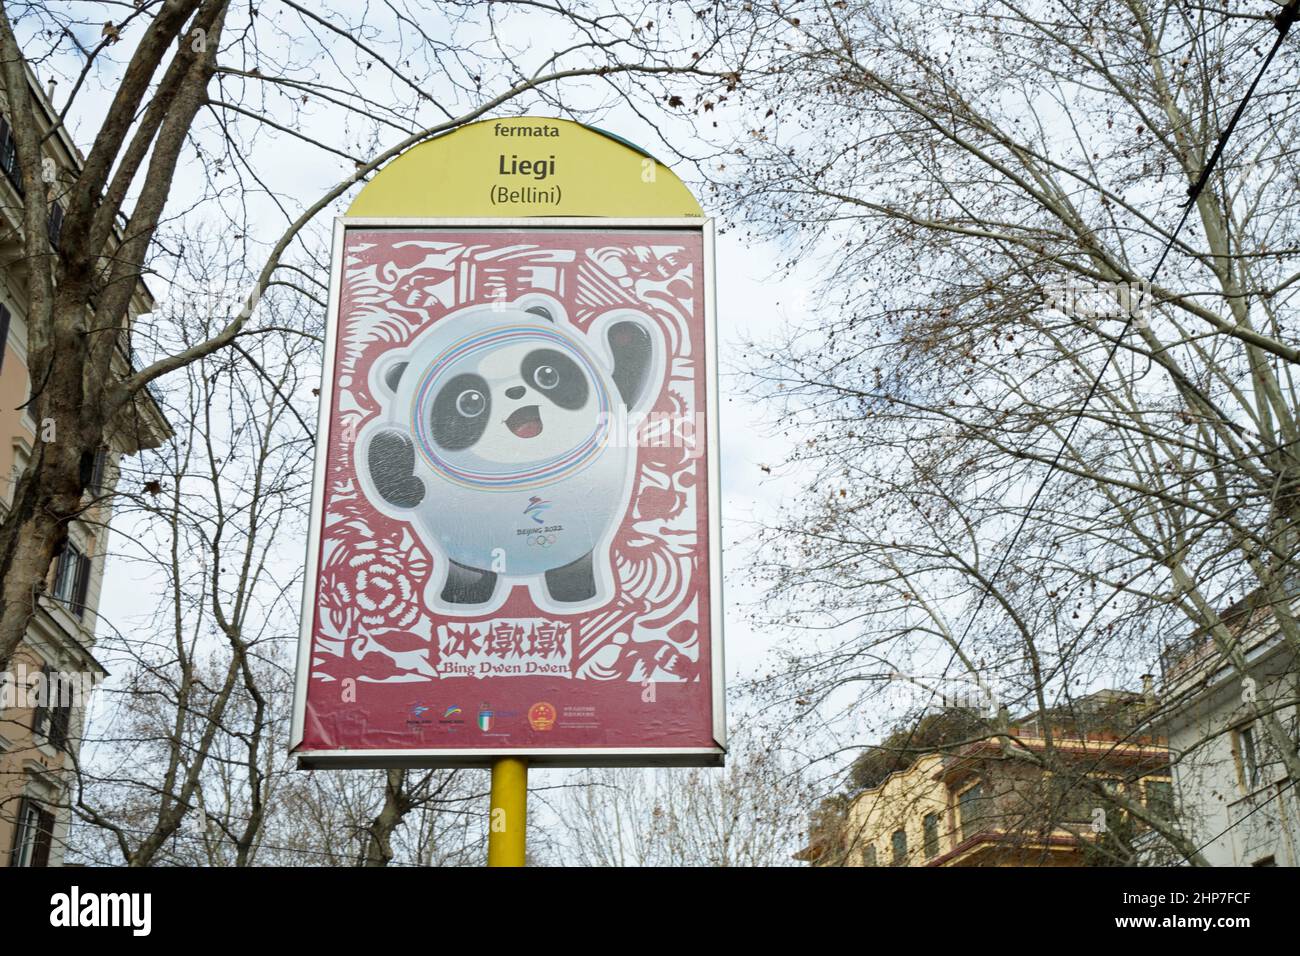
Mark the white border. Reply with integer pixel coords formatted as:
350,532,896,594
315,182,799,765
290,217,725,769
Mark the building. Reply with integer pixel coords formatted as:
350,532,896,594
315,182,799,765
797,691,1172,866
1155,593,1300,866
0,66,169,866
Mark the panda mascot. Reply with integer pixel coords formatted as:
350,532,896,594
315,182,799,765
357,293,663,616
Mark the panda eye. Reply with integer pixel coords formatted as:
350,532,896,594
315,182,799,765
455,389,486,417
533,365,560,390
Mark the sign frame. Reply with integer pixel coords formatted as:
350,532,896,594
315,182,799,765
290,216,725,769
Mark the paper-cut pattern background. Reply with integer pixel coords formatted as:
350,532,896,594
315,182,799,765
299,228,716,752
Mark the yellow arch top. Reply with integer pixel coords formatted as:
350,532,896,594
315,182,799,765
347,116,704,219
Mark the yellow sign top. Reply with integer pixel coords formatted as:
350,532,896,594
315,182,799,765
347,116,704,219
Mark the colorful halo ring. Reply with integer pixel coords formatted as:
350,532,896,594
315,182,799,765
410,323,612,491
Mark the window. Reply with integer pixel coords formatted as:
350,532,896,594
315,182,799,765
923,812,941,858
52,542,90,617
1237,724,1261,792
0,114,21,192
863,844,877,867
47,200,64,248
52,543,80,601
0,302,10,373
10,797,54,867
88,448,108,496
958,782,990,840
890,829,907,866
1144,779,1174,819
32,666,73,751
8,441,30,509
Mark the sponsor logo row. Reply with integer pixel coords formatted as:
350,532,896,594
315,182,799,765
407,701,573,733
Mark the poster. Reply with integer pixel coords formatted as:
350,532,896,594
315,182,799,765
292,222,723,766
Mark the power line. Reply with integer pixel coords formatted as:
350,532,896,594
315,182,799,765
876,5,1300,833
948,0,1300,662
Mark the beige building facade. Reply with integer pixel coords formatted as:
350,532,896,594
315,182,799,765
0,66,168,866
800,693,1173,867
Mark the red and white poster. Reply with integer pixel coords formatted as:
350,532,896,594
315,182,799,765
291,222,724,766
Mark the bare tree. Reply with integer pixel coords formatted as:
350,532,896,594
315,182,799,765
702,0,1300,864
240,764,487,867
546,730,809,866
64,263,313,866
352,769,485,868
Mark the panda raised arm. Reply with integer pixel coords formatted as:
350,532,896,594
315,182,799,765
606,320,656,412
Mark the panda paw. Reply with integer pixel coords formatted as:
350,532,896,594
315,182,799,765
441,561,498,605
545,551,597,603
366,429,426,509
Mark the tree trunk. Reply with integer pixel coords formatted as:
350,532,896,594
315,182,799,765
361,770,411,867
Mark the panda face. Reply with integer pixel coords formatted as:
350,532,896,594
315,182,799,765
426,339,598,466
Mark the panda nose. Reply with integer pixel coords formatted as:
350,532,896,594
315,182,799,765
505,385,526,400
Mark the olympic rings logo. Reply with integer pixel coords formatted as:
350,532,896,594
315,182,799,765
528,533,558,548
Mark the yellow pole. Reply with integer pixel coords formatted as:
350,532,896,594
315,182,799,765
487,757,527,866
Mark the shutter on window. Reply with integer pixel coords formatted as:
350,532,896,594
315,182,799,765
0,115,20,191
50,677,71,751
47,201,64,248
31,666,50,738
9,796,30,866
73,552,91,617
89,448,107,495
32,805,54,867
0,302,10,373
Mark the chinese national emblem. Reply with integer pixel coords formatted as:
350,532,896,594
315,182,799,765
528,702,557,731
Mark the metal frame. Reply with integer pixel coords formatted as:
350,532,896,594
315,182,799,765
290,216,725,769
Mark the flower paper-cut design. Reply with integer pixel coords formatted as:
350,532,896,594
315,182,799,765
321,532,428,636
350,551,420,630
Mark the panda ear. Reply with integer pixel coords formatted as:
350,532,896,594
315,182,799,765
515,294,565,324
607,320,656,409
374,357,408,398
384,362,408,393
